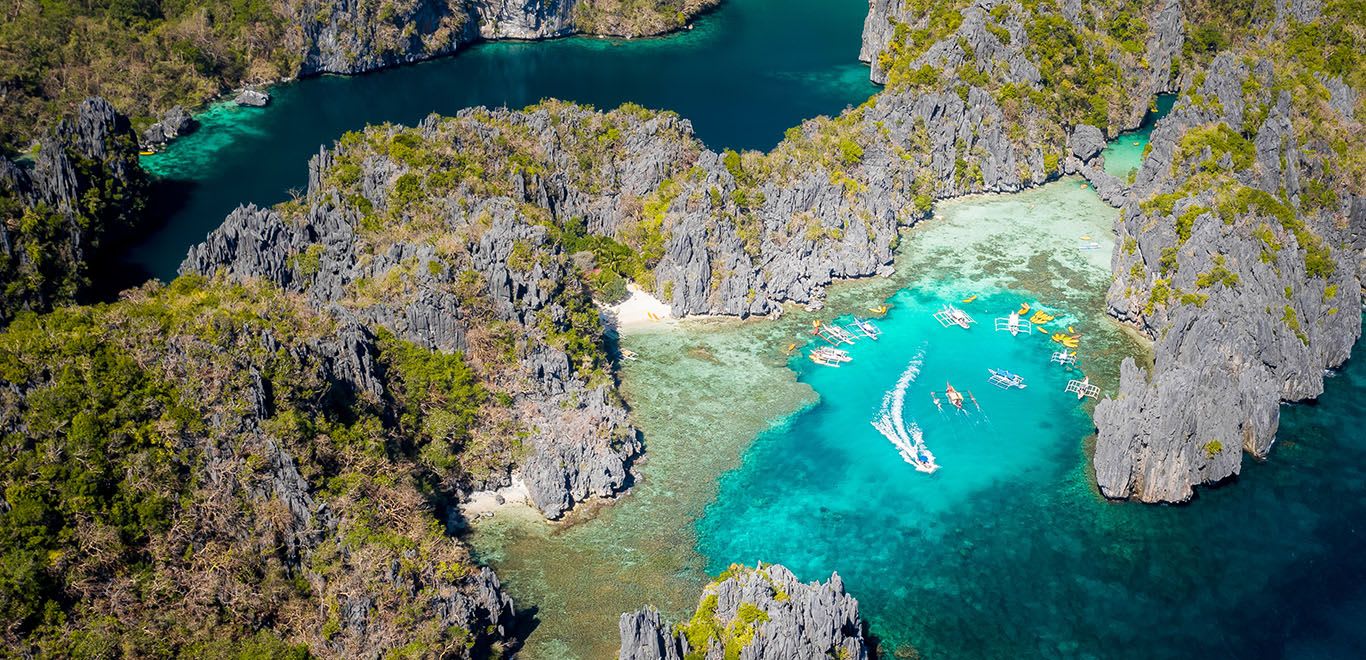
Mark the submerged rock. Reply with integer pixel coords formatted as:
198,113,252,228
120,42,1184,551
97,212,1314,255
619,564,868,660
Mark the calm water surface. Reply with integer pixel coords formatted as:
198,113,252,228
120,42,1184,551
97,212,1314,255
117,2,1366,655
125,0,875,283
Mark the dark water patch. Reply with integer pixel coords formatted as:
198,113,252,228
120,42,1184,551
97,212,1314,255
118,0,875,283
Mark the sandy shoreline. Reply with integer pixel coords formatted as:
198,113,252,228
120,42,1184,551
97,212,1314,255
604,284,675,329
460,479,534,519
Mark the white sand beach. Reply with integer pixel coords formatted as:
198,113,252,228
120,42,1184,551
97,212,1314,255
460,479,533,518
605,284,674,329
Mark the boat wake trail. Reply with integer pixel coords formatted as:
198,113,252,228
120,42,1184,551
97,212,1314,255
871,349,939,473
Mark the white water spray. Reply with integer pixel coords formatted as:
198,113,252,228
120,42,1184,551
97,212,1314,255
870,349,939,472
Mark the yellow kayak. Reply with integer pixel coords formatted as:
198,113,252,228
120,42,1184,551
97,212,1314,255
1030,311,1055,324
1051,333,1067,343
869,305,889,316
1067,326,1075,333
962,295,977,304
1037,326,1050,334
1017,303,1031,316
1061,337,1080,348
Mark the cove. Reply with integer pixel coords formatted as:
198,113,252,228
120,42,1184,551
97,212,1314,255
1100,93,1178,180
120,0,875,287
693,180,1366,656
468,177,1145,658
699,317,1366,659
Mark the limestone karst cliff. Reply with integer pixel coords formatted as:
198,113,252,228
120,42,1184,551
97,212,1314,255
0,97,148,323
1093,0,1363,502
618,564,868,660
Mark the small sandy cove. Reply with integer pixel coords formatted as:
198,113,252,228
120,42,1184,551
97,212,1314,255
605,284,674,329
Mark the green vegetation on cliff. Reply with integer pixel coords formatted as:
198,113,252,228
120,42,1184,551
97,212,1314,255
0,275,513,656
0,0,297,150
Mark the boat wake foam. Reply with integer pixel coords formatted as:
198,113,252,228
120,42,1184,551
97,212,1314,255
871,349,939,473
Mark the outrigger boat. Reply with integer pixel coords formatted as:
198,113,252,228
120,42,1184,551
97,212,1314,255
1065,376,1100,400
944,383,965,410
933,305,976,329
1050,350,1078,366
993,311,1033,337
620,349,639,361
987,368,1027,389
809,349,845,367
848,317,881,340
812,320,856,346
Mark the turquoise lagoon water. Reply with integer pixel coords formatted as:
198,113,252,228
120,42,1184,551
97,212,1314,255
697,297,1366,659
1100,93,1178,179
122,0,875,285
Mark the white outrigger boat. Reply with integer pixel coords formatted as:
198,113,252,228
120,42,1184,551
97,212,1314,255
812,320,856,346
988,368,1027,389
810,346,851,367
1050,350,1078,366
993,311,1034,337
848,317,881,340
933,305,976,329
1065,376,1100,400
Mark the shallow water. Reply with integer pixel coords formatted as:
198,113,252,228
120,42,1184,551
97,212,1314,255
1100,93,1177,180
694,177,1366,658
122,0,875,285
699,321,1366,659
470,178,1152,658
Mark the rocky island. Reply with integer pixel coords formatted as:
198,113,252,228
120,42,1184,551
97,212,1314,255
1,0,1362,657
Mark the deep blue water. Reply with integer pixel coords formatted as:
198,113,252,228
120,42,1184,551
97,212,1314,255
122,0,875,285
697,286,1366,659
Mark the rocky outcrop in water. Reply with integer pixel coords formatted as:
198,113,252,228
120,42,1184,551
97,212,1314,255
619,564,868,660
298,0,479,76
142,105,197,146
1094,35,1363,502
234,89,273,107
295,0,716,77
0,97,147,323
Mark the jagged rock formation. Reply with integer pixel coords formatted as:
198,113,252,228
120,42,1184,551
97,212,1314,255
0,277,517,657
142,105,197,146
297,0,720,77
0,97,147,323
182,111,642,518
298,0,480,76
234,89,273,106
619,564,867,660
1094,1,1363,502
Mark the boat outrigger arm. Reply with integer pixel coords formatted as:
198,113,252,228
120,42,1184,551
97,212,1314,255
987,369,1027,389
993,312,1035,337
933,305,976,329
1065,377,1100,400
